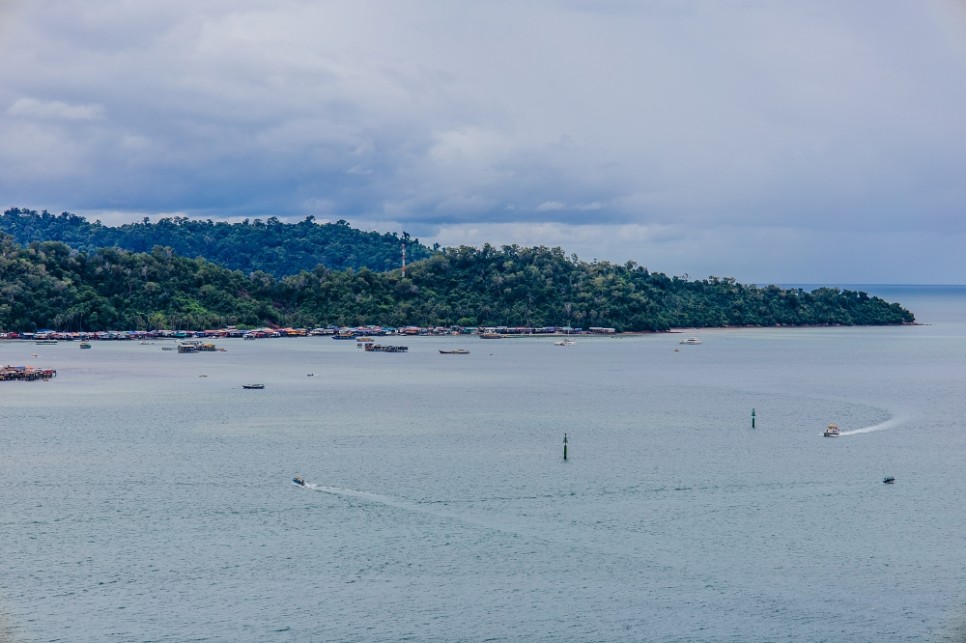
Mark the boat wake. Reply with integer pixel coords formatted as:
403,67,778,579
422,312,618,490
838,415,908,436
305,484,555,543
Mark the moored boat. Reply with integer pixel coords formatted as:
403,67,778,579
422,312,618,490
679,336,702,345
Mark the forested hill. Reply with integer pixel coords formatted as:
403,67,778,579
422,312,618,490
0,208,433,277
0,234,915,332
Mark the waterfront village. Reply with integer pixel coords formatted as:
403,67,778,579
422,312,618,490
1,324,618,380
0,324,616,342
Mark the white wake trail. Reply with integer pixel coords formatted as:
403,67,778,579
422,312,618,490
838,415,908,436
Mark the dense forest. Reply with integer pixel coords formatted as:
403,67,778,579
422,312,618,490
0,228,915,332
0,208,433,277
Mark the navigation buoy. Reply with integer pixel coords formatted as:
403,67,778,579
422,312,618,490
563,433,568,461
751,408,756,429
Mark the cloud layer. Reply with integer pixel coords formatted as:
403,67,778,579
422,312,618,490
2,0,965,283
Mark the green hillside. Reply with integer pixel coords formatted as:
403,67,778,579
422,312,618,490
0,233,915,332
0,208,433,277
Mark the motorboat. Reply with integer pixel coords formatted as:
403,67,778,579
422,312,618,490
883,476,895,484
823,423,840,437
679,337,702,345
439,349,470,354
243,383,265,389
292,474,306,487
554,340,576,346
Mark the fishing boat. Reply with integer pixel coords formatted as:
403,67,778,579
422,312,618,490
883,476,895,484
243,383,265,390
823,423,840,438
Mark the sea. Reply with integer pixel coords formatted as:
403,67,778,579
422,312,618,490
2,285,965,642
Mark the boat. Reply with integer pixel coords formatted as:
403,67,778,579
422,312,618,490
364,344,408,352
883,476,895,484
679,336,702,345
292,474,306,487
35,340,58,345
243,383,265,389
554,339,576,346
439,349,470,354
823,423,840,437
79,342,92,349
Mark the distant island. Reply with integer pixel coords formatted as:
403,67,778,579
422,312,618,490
0,208,915,332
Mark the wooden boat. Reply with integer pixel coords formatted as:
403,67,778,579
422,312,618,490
364,344,408,352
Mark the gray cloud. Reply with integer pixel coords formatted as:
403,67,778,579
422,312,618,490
1,0,964,282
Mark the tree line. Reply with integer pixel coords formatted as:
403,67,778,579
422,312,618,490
0,208,433,277
0,232,915,332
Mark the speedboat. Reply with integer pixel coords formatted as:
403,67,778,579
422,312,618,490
292,475,306,487
823,423,840,437
883,476,895,484
679,336,702,345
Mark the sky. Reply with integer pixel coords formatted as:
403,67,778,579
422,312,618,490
1,0,965,284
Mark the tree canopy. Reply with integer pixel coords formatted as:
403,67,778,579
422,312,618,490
0,208,432,277
0,232,915,332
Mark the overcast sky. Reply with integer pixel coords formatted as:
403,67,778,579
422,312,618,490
2,1,965,284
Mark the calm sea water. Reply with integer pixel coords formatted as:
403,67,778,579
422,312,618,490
2,285,966,642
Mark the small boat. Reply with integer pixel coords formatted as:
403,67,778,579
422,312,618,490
883,476,895,484
292,474,306,487
364,344,408,352
79,342,92,349
243,383,265,389
35,340,58,345
823,423,840,438
679,336,702,345
554,339,576,346
439,349,470,354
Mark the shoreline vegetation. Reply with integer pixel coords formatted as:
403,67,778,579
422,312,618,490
0,208,915,333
